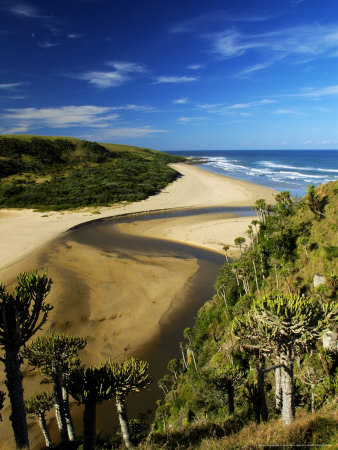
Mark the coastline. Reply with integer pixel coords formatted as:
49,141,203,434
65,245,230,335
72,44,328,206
0,162,276,449
0,162,276,271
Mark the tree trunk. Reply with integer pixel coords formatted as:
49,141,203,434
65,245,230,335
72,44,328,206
274,265,279,290
252,259,260,293
4,350,30,449
62,386,75,440
257,366,268,422
53,373,69,443
275,367,283,413
281,362,295,425
116,394,132,448
38,414,52,448
227,380,234,415
83,401,97,450
180,342,188,370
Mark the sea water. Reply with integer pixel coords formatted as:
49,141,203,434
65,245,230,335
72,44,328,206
167,150,338,198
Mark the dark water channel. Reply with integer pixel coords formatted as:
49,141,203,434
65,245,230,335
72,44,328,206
60,207,252,429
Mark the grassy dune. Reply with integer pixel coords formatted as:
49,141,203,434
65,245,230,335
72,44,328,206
0,135,185,210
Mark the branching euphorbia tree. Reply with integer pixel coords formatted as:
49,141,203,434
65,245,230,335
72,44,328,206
25,392,54,448
104,357,152,448
233,292,334,425
0,271,53,449
21,332,86,443
67,365,113,450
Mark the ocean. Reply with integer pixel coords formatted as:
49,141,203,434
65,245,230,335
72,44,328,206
167,150,338,198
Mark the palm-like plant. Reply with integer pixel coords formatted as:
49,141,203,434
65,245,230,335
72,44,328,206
234,236,246,257
233,293,334,425
0,271,53,449
67,365,113,450
104,358,152,448
21,332,86,443
25,392,54,448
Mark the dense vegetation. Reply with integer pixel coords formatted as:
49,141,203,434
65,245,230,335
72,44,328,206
149,181,337,448
0,135,185,210
0,181,336,449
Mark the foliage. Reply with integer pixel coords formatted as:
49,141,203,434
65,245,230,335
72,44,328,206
152,182,337,444
0,135,185,210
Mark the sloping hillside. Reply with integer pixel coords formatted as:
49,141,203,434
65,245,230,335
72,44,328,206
0,135,185,210
148,181,337,449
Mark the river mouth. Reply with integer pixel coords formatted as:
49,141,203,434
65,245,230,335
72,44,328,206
1,207,249,441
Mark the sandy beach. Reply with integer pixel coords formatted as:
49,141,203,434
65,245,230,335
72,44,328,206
0,163,276,449
0,163,275,270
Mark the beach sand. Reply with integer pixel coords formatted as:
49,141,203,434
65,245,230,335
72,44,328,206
0,163,276,448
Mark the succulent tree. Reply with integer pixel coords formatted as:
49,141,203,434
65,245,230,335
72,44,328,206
25,392,54,448
21,332,86,443
233,314,271,423
104,358,152,448
223,245,230,264
306,184,326,219
67,365,113,450
234,292,334,425
253,199,268,224
234,236,246,257
0,271,53,449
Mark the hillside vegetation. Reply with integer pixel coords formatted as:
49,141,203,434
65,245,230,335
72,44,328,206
0,135,185,210
148,182,337,449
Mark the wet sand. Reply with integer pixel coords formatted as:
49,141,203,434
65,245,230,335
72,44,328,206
0,163,276,448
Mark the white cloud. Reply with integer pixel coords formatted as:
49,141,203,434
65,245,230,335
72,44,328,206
178,116,207,123
274,108,299,114
173,98,189,104
0,82,24,89
198,99,275,114
0,124,29,134
297,85,338,97
106,61,146,73
210,24,338,73
76,61,146,88
97,127,168,138
154,76,197,84
8,3,51,19
67,33,84,39
187,64,204,70
37,39,61,48
2,105,119,128
78,71,129,88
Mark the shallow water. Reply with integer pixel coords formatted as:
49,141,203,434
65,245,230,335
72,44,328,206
1,207,250,440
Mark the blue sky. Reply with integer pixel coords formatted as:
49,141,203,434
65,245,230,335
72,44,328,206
0,0,338,150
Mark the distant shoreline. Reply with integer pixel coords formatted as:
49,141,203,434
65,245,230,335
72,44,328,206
0,163,276,449
0,162,276,271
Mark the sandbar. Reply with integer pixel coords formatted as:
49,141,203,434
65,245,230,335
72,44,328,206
0,163,276,448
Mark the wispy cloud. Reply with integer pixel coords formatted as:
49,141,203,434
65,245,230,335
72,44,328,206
170,11,269,34
187,64,204,70
0,124,29,134
2,105,119,128
211,24,338,72
106,61,146,73
198,99,275,114
0,82,24,90
273,108,307,115
76,61,146,88
67,33,84,39
154,76,197,84
173,98,189,104
94,126,168,138
296,85,338,97
6,2,52,19
37,39,61,48
178,116,207,123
